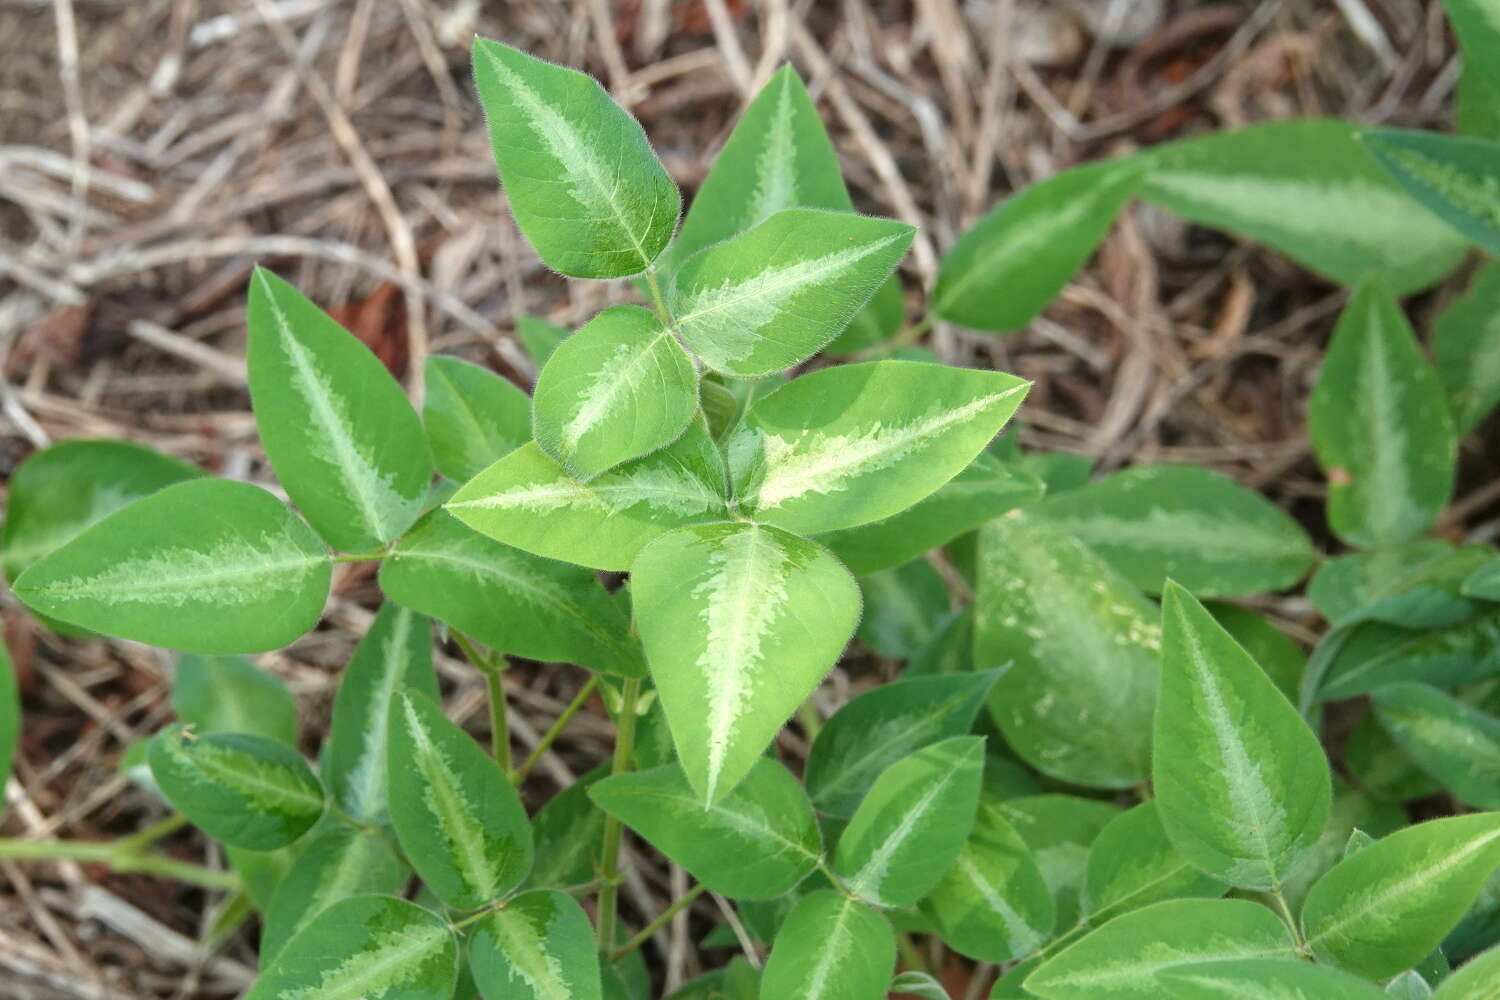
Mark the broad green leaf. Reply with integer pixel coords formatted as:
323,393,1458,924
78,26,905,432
261,824,410,962
533,305,696,479
991,957,1043,998
1209,605,1306,705
1310,543,1492,630
888,971,947,1000
388,690,533,910
1024,899,1297,1000
1362,130,1500,257
997,795,1122,929
904,606,976,678
1138,120,1468,294
1346,713,1441,804
225,842,296,912
1308,280,1456,548
1084,801,1228,925
589,759,821,899
1318,609,1500,702
818,452,1043,576
1160,959,1386,1000
933,158,1146,331
1387,971,1435,1000
469,889,601,1000
1373,683,1500,809
1153,583,1330,891
0,640,16,820
700,376,742,439
323,604,437,824
172,654,298,746
825,276,904,355
379,510,643,676
854,559,948,658
527,766,607,890
669,208,914,377
517,315,569,369
247,268,431,552
1468,557,1500,601
833,736,984,908
14,479,330,654
666,958,760,1000
1445,863,1500,963
148,725,323,851
1032,465,1316,597
1434,262,1500,433
1302,812,1500,978
247,895,456,1000
632,521,859,804
1434,941,1500,998
759,890,894,1000
1444,0,1500,139
1280,781,1407,912
423,356,531,483
918,799,1055,962
447,423,730,572
805,671,999,818
976,510,1159,788
727,360,1029,536
471,39,678,278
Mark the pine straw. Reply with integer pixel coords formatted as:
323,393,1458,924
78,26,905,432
0,1,1492,996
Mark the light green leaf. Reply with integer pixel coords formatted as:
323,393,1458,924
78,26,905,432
1024,899,1297,1000
0,639,16,821
261,824,410,962
1433,941,1500,998
1434,262,1500,433
1387,971,1435,1000
1302,812,1500,978
1468,557,1500,601
446,422,730,572
889,972,949,1000
1444,0,1500,139
148,725,323,851
668,208,913,377
759,890,894,1000
999,795,1122,930
379,510,643,677
1160,959,1387,999
247,895,456,1000
533,305,697,479
1153,582,1330,890
854,558,948,658
1084,801,1228,925
172,654,298,746
632,521,859,804
1032,465,1316,597
589,759,821,899
423,356,531,483
388,690,533,910
1373,683,1500,809
933,158,1145,331
975,510,1159,788
1138,120,1468,294
1362,129,1500,257
517,315,569,370
13,479,331,654
1209,605,1307,706
469,889,601,1000
247,268,431,553
471,39,678,278
727,360,1028,536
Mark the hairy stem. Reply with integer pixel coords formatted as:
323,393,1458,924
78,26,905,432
513,674,600,786
612,882,708,961
643,267,672,326
1270,888,1309,955
596,676,642,954
0,837,240,891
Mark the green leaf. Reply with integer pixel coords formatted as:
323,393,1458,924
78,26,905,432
1468,557,1500,601
1362,129,1500,257
148,725,323,851
388,690,533,910
323,603,437,824
1444,0,1500,139
1308,279,1456,548
834,736,984,908
469,889,601,1000
446,422,730,572
998,795,1122,929
1346,713,1441,804
904,607,976,679
1138,120,1469,294
471,38,678,278
825,276,904,356
1387,971,1435,1000
0,639,17,820
727,360,1029,536
668,208,913,377
247,268,431,552
1160,959,1386,1000
589,759,821,899
918,799,1055,962
1372,683,1500,809
1084,801,1228,925
1024,899,1297,1000
528,767,608,890
379,510,643,676
1317,609,1500,702
247,895,456,1000
14,479,330,654
423,356,531,483
933,158,1145,331
889,972,949,1000
1153,582,1330,891
517,315,569,370
805,671,999,819
1310,543,1492,630
1302,812,1500,978
1031,465,1316,597
1434,262,1500,434
1209,605,1307,705
975,510,1159,788
261,824,410,962
533,305,697,479
854,559,948,658
759,890,894,1000
172,653,298,745
1433,941,1500,998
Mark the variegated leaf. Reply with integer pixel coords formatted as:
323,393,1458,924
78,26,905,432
469,890,601,1000
1445,0,1500,138
1000,795,1123,930
759,891,895,1000
1434,940,1500,999
1083,801,1227,925
1161,959,1387,1000
1363,129,1500,257
1434,262,1500,434
631,521,860,805
261,824,410,962
422,355,531,483
172,653,298,746
1372,683,1500,809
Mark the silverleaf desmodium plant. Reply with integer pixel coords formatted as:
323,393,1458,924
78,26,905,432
5,8,1500,999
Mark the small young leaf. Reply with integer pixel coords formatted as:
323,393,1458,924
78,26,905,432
1160,959,1386,1000
148,725,324,851
1386,970,1435,1000
589,759,821,899
469,889,601,1000
1433,262,1500,434
471,39,678,278
668,208,914,377
172,654,298,746
388,690,533,910
759,890,894,1000
247,895,456,1000
1372,683,1500,809
933,158,1145,332
13,479,331,654
833,736,985,908
533,305,697,479
1433,941,1500,999
1362,129,1500,257
632,521,859,804
889,972,949,1000
1308,279,1456,548
261,824,410,962
247,268,432,553
423,356,531,483
1083,801,1228,925
999,795,1122,930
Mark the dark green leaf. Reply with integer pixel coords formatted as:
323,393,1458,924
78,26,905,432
1433,263,1500,433
423,356,530,483
469,890,601,1000
760,891,894,1000
1083,801,1227,925
261,824,410,962
1363,129,1500,257
997,796,1121,929
854,559,948,658
172,654,298,746
1373,683,1500,809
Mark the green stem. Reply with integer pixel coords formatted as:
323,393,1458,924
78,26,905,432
0,837,240,891
897,933,928,974
851,312,934,361
1270,888,1309,955
643,267,672,326
596,676,643,954
513,675,600,786
797,698,823,742
611,882,708,961
483,665,512,776
115,813,189,854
